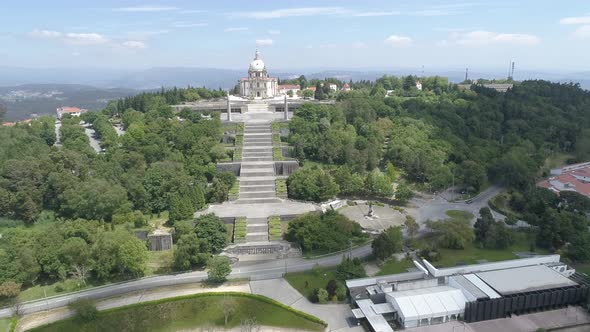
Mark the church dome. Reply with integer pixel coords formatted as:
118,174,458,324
249,49,265,71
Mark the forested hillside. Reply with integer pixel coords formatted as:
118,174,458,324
0,89,234,290
287,78,590,261
289,79,590,192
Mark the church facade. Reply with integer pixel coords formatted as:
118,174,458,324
239,50,278,99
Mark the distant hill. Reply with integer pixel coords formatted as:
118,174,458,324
0,84,136,121
0,67,587,121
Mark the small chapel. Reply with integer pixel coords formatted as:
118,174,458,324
239,50,278,99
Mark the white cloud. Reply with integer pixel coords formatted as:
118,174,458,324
224,27,249,32
113,6,178,12
267,30,281,35
572,25,590,39
354,11,400,17
384,35,412,47
122,40,147,49
29,29,62,39
451,30,541,46
256,39,273,46
233,7,348,19
560,16,590,25
172,22,208,28
126,30,169,40
64,33,109,45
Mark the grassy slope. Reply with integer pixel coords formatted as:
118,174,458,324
285,268,337,300
31,293,324,332
0,318,10,332
377,258,415,276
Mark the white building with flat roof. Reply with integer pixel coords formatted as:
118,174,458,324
346,255,585,331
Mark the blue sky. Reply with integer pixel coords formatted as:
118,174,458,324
1,0,589,72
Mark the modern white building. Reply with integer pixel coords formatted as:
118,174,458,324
239,50,278,99
347,255,586,332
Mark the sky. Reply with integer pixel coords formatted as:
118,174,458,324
1,0,590,72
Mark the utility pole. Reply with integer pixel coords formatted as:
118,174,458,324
349,239,353,259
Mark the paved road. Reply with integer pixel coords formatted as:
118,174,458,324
0,244,372,318
411,185,505,225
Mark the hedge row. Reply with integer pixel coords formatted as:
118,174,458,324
234,217,247,242
269,216,282,241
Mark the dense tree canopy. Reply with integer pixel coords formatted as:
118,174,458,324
286,211,366,253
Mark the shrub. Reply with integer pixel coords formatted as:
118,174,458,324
335,283,347,301
69,299,99,322
317,288,329,304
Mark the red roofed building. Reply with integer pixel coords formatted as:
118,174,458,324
56,106,87,119
538,162,590,197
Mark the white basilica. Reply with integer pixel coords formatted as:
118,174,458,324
239,50,278,99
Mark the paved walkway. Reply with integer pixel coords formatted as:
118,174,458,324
196,200,318,219
250,279,364,332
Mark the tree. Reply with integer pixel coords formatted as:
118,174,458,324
117,237,148,277
168,193,194,222
395,183,414,203
207,256,231,282
316,288,329,304
314,82,325,100
240,317,261,332
286,211,365,253
60,237,92,286
193,214,228,253
335,257,366,280
222,294,235,326
288,167,339,202
372,226,403,260
460,160,486,191
69,299,98,322
287,90,293,97
474,207,494,243
365,170,393,197
173,233,210,270
426,219,475,249
404,215,419,238
60,179,130,222
302,89,314,99
0,282,21,299
559,191,590,213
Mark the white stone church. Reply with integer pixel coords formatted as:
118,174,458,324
239,50,278,99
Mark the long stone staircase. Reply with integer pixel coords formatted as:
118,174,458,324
238,122,279,205
237,122,282,243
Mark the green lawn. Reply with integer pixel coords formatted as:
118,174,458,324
414,231,547,268
0,318,11,332
18,279,102,302
285,268,337,300
30,293,325,332
145,250,174,276
377,258,415,276
573,263,590,276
